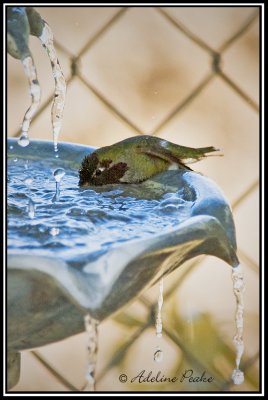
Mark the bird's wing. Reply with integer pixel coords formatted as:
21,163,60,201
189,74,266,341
140,146,193,171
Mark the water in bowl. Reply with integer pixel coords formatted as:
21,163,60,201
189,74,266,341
7,154,193,269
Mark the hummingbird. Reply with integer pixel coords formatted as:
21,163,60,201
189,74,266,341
79,135,221,187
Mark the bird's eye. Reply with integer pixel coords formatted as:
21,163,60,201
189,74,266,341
95,169,102,176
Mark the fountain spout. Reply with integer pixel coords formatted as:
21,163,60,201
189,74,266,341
7,7,45,61
7,7,66,152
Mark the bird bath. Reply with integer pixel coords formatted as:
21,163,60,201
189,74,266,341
7,137,242,390
6,5,245,392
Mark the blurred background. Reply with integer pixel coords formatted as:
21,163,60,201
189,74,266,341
7,6,260,392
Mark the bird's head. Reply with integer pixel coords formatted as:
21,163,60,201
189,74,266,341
79,152,128,186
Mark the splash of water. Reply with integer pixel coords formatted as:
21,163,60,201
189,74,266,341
53,168,65,182
50,227,60,236
19,56,41,146
84,314,99,392
24,177,33,187
24,177,35,219
154,277,164,362
52,168,65,202
27,198,35,219
39,23,66,155
231,264,245,385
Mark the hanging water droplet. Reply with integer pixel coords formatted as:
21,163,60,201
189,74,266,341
85,368,95,385
156,327,162,338
18,133,30,147
50,227,60,236
154,347,163,363
28,198,35,219
232,368,244,385
53,168,65,182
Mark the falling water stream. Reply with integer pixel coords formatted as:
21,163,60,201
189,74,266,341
231,265,245,385
151,268,245,384
39,22,66,156
18,21,66,157
19,56,41,148
83,315,99,392
154,278,164,363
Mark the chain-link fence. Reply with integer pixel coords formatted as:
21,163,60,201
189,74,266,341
8,6,260,392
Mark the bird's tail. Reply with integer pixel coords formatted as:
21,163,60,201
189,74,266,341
183,146,223,164
143,139,223,168
197,146,222,156
196,146,221,155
